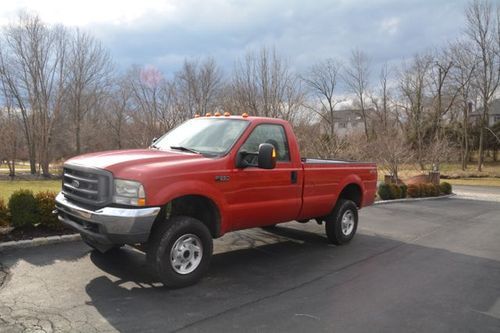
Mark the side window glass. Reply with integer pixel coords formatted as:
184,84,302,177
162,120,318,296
240,124,290,162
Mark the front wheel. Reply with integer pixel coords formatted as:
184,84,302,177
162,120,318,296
147,216,213,288
325,199,358,245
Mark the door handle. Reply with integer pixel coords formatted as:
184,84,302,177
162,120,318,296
291,171,298,184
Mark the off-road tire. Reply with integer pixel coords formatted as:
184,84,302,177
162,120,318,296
325,199,358,245
146,216,213,288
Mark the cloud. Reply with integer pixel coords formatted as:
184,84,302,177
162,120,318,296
0,0,471,78
0,0,174,26
380,17,401,35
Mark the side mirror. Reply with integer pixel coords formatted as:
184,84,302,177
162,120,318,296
257,143,276,169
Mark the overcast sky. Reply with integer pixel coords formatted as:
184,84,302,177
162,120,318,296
0,0,470,77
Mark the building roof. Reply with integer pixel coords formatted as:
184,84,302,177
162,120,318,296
331,109,364,122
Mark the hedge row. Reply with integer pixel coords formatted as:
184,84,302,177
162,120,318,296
0,190,63,230
378,182,452,200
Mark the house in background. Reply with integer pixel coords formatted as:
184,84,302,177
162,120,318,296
329,109,365,136
469,99,500,126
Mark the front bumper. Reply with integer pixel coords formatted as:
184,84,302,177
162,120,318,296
55,192,161,246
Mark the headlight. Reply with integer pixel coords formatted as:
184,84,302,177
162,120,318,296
113,179,146,206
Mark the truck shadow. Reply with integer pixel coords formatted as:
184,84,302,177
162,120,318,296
83,225,500,333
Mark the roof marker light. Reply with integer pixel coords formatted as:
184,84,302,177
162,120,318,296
194,114,200,118
214,112,221,117
224,112,231,117
242,113,249,118
205,113,212,117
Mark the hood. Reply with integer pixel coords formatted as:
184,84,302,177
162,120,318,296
65,149,205,173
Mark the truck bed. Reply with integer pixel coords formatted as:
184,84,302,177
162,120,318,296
298,158,377,220
301,158,374,164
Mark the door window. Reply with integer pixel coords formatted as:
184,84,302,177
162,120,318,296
239,124,290,162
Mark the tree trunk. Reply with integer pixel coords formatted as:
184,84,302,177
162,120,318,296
76,120,81,155
477,108,486,171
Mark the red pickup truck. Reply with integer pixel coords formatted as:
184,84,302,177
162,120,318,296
55,115,377,287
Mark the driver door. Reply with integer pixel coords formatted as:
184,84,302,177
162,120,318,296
227,123,302,229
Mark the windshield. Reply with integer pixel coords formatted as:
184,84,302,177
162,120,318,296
153,118,249,157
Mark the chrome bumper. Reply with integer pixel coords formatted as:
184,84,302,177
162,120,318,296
55,192,161,245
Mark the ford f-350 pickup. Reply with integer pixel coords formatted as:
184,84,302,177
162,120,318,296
55,115,377,287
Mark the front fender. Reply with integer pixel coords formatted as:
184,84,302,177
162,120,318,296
149,180,230,233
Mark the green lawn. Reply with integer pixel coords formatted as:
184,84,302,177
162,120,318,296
0,180,61,201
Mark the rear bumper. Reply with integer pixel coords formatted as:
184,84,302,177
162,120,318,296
55,192,161,246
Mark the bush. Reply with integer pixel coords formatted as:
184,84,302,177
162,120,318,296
389,184,402,199
434,184,441,196
422,183,438,197
399,184,408,198
0,198,10,227
378,183,392,200
407,184,421,198
35,191,61,230
417,183,426,197
8,189,37,228
440,182,452,195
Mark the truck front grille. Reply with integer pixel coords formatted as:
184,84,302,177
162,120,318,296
62,165,112,208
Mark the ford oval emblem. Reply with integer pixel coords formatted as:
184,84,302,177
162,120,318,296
72,179,80,188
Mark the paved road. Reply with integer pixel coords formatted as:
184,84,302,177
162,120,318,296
1,197,500,332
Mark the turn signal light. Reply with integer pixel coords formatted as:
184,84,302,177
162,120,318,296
137,198,146,206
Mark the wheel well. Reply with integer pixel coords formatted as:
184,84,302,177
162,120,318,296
338,184,362,208
151,195,221,239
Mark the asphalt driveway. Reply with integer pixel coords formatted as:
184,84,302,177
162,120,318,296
1,196,500,332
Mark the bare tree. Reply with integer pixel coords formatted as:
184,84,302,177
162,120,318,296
344,48,371,140
399,53,434,169
301,58,342,139
176,57,223,117
231,47,303,120
465,0,500,171
428,52,459,140
370,63,393,132
0,13,68,176
368,126,414,182
447,40,477,170
66,29,113,155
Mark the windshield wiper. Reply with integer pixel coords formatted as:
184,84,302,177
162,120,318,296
170,146,202,154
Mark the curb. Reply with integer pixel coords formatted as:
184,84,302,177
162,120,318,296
0,234,81,252
0,194,457,251
374,193,456,205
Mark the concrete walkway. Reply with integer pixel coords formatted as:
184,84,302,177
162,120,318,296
453,185,500,202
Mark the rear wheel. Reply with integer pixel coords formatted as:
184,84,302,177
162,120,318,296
325,199,358,245
147,216,213,288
